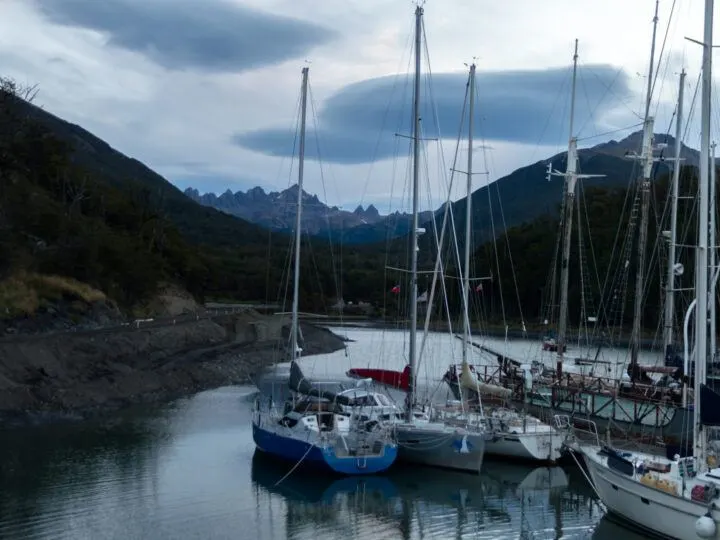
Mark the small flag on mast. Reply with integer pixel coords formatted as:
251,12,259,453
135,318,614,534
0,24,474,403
391,285,400,294
475,283,483,293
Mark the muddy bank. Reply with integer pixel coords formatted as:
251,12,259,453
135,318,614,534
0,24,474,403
0,310,346,427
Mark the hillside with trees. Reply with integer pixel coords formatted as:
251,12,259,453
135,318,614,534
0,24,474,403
0,78,346,325
0,76,700,337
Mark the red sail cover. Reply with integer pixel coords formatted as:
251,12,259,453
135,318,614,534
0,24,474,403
346,365,411,391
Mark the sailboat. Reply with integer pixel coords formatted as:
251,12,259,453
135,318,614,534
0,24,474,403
350,5,488,473
251,66,398,475
439,53,570,464
571,2,720,537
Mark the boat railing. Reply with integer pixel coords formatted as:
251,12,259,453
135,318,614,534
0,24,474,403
485,413,559,434
535,373,686,404
555,414,600,447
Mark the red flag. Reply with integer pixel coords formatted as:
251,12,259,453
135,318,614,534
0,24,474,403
391,285,400,294
475,283,483,293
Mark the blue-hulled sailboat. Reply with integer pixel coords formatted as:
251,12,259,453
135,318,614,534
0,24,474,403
251,66,398,475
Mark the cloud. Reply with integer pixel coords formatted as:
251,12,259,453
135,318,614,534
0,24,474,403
233,64,637,164
33,0,336,72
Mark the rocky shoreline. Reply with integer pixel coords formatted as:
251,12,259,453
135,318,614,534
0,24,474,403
0,310,346,427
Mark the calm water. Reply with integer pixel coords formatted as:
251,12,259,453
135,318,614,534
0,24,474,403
0,383,643,540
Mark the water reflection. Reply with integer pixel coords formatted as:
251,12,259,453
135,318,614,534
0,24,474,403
251,451,602,539
591,515,650,539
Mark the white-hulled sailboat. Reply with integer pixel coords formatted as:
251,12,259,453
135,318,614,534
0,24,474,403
375,4,488,473
441,51,574,464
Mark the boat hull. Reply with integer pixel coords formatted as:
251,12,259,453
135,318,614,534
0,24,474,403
579,446,720,539
395,423,486,473
485,430,565,463
252,422,398,475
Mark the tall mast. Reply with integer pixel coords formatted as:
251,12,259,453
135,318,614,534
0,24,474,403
694,0,712,467
462,63,476,367
663,70,685,353
290,67,309,362
711,141,716,364
629,1,659,368
406,5,423,422
644,0,660,122
555,39,579,378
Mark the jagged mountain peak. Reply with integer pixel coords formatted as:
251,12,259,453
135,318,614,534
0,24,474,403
184,183,392,236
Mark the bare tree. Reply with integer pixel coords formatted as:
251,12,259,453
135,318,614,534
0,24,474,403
0,77,39,103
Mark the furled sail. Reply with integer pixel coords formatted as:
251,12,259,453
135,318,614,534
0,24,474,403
288,361,351,405
459,361,512,398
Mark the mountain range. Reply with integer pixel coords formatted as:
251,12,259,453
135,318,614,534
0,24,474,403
183,185,435,241
186,129,697,247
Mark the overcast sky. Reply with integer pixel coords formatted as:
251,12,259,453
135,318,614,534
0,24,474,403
0,0,715,213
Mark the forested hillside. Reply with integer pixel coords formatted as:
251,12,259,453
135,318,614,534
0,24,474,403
0,76,699,333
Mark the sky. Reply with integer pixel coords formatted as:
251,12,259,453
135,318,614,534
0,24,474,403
0,0,716,213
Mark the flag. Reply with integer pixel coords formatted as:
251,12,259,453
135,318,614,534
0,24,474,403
391,285,400,294
475,283,483,293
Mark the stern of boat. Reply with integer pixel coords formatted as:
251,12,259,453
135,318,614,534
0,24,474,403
322,442,398,475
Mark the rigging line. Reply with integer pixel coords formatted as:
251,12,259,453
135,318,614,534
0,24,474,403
575,66,637,140
416,69,469,375
379,39,416,349
491,173,527,333
357,21,415,208
587,64,643,122
421,16,452,188
472,93,513,331
414,17,467,376
572,67,602,139
579,183,610,331
469,82,526,332
576,122,646,143
381,123,405,342
419,137,458,389
273,441,316,487
265,80,304,310
485,172,507,328
649,0,678,119
527,67,571,165
275,89,305,322
578,68,600,145
589,167,638,341
307,82,343,320
576,108,637,342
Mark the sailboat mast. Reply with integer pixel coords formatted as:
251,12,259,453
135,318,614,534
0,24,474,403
644,0,660,122
462,63,476,366
663,70,685,353
290,67,309,361
629,1,659,368
406,5,423,422
710,141,716,363
555,39,579,378
694,0,713,466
